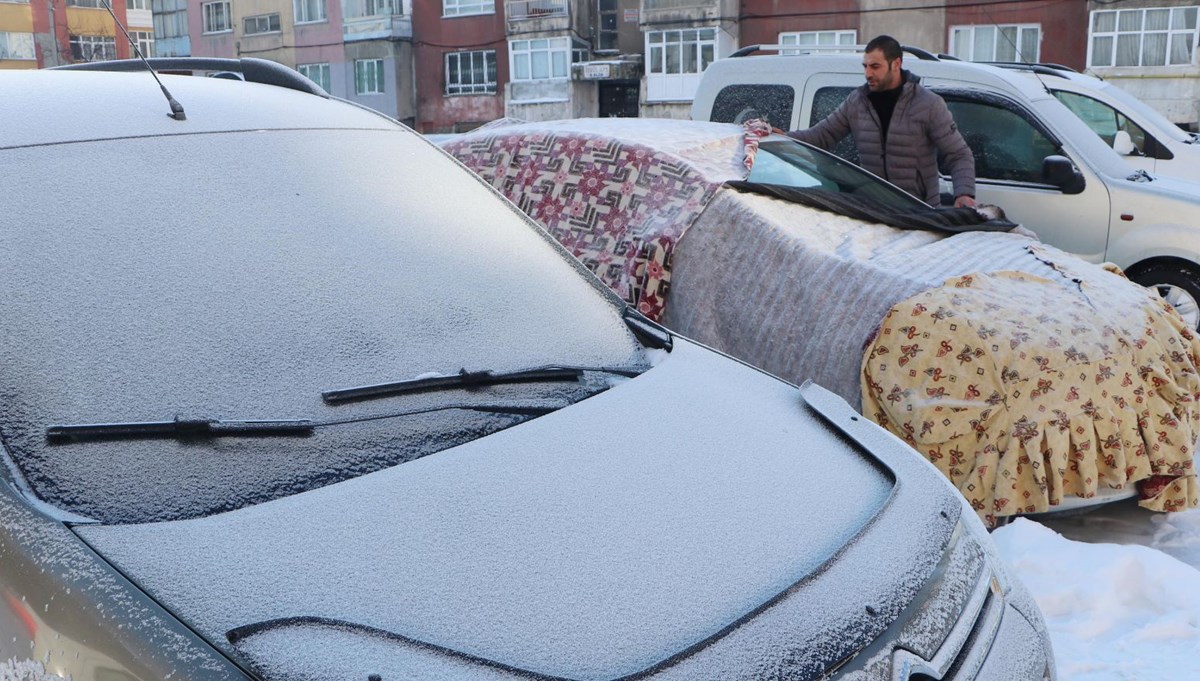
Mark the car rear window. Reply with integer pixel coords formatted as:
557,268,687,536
710,84,795,130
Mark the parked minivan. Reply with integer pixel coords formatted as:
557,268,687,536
693,49,1200,328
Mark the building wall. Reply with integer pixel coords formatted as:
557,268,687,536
945,0,1086,69
738,0,860,48
0,0,37,69
190,0,236,57
858,0,942,53
1086,0,1200,128
413,0,506,133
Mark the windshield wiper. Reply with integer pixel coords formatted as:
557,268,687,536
322,365,642,404
46,417,314,443
1126,168,1154,182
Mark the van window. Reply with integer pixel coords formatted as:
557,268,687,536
710,84,795,130
810,86,859,165
942,100,1059,184
1051,90,1166,159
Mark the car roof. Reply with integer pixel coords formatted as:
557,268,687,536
701,53,1054,103
0,69,400,150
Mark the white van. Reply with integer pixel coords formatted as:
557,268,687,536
692,49,1200,327
991,62,1200,182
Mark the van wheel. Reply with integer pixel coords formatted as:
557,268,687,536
1128,261,1200,330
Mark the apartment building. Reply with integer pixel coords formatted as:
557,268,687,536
1,0,152,68
153,0,414,123
412,0,506,133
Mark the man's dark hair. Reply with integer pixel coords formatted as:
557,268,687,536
865,35,903,63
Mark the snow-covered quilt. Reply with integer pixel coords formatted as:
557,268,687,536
441,119,1199,523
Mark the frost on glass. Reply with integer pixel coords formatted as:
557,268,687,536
0,129,646,524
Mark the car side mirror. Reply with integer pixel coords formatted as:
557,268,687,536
1042,155,1085,194
1112,130,1137,156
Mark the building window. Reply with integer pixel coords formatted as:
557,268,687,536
1089,6,1198,67
645,28,716,101
443,0,491,17
647,28,716,76
345,0,399,18
66,0,107,7
510,37,572,80
446,49,496,94
355,58,385,94
0,32,36,61
126,0,151,9
130,30,155,57
202,1,232,33
243,13,282,35
69,34,117,62
949,24,1040,62
778,30,856,55
298,62,331,92
153,6,188,39
597,0,617,51
294,0,326,24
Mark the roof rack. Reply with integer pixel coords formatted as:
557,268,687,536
978,61,1075,79
49,57,328,97
728,44,940,61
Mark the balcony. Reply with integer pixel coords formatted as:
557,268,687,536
642,0,714,9
343,0,412,41
507,0,567,20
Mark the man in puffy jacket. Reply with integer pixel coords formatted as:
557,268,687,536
788,35,976,208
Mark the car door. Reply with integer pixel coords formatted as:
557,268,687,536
1050,88,1167,175
937,91,1112,261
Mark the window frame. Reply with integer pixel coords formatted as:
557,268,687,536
355,58,386,95
644,27,717,102
1087,5,1199,68
243,13,282,35
202,0,233,34
0,31,36,60
68,34,117,62
509,37,573,81
777,29,857,55
298,62,331,92
293,0,327,24
948,23,1041,62
442,0,492,17
445,49,497,95
129,30,155,58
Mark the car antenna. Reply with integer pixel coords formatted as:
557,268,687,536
982,10,1052,95
98,0,186,120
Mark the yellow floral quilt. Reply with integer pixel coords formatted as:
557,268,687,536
862,246,1200,527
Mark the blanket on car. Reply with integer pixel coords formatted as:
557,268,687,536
441,123,742,321
861,250,1200,526
661,189,1059,406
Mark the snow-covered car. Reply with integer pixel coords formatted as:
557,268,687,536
1,61,1054,681
441,117,1200,526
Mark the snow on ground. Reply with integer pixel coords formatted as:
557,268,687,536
992,504,1200,680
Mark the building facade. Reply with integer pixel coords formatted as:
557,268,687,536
412,0,506,133
1,0,152,69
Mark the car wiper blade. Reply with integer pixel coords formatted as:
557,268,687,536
46,417,315,443
322,365,642,404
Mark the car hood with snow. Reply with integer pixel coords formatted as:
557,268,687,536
75,341,971,681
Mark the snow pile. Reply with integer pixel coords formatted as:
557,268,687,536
992,517,1200,680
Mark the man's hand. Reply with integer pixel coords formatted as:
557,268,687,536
954,195,977,209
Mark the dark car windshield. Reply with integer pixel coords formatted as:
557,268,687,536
746,138,930,209
1,128,648,524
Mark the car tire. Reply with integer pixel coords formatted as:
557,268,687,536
1128,260,1200,330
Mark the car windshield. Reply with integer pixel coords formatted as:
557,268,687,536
1,128,649,525
746,138,930,209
